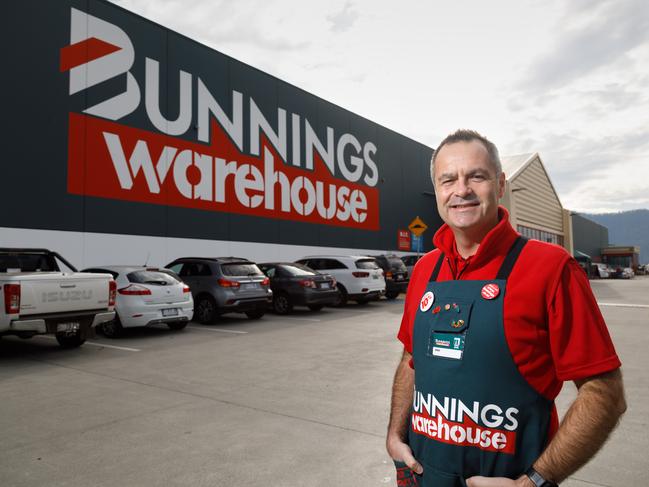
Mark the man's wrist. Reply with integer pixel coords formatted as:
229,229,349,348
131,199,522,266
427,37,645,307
524,466,559,487
516,474,537,487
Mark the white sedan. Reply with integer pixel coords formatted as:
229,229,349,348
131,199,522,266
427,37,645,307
81,265,193,337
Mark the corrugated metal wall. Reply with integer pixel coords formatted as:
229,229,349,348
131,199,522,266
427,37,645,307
512,157,564,234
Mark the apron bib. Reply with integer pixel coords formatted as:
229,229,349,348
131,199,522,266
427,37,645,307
397,237,552,486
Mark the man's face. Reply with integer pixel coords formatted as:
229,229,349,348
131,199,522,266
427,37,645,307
433,140,505,235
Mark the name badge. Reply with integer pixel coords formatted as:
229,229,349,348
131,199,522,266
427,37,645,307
431,332,465,360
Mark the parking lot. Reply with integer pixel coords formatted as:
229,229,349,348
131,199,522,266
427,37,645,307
1,278,648,486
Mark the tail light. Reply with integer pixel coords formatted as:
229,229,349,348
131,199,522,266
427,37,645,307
118,284,152,295
4,284,21,314
261,277,270,286
218,278,240,288
108,280,117,306
385,271,393,279
182,284,191,293
352,271,370,278
298,279,316,288
331,278,337,288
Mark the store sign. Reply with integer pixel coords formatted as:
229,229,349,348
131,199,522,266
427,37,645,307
61,8,380,229
398,229,410,250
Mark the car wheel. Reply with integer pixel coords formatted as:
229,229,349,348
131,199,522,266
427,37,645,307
245,309,265,320
55,331,85,348
333,285,348,307
385,291,399,300
273,293,293,315
101,316,123,338
167,321,188,331
196,295,218,324
307,304,324,311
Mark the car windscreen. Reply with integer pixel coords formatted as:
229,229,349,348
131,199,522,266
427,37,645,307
279,263,318,276
127,270,180,285
221,263,264,277
355,259,380,270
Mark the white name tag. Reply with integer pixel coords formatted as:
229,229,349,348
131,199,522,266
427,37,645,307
432,347,463,360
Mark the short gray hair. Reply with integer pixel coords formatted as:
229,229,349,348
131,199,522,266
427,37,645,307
430,129,502,186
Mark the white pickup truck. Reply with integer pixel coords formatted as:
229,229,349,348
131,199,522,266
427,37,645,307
0,248,116,348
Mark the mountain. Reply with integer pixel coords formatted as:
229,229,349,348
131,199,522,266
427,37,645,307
580,209,649,264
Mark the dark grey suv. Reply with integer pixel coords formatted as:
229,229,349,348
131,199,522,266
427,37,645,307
165,257,272,323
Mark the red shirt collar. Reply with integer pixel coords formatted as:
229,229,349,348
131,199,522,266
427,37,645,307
432,206,519,270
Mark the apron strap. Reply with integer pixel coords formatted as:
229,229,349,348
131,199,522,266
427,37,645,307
428,252,445,282
495,236,529,280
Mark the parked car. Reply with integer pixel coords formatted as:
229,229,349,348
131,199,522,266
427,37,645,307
295,255,385,306
371,254,409,299
609,266,634,279
165,257,272,323
81,266,193,337
400,254,422,277
594,263,610,279
0,248,115,348
257,262,339,314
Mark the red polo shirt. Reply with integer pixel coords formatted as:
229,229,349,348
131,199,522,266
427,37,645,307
398,208,621,436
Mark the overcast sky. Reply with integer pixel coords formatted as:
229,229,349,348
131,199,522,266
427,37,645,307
113,0,649,214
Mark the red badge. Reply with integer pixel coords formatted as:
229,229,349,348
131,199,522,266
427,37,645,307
481,283,500,300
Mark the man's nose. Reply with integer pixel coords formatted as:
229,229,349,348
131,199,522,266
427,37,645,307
454,178,473,197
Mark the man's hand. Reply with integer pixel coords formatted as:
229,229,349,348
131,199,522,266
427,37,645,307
386,434,423,475
466,475,533,487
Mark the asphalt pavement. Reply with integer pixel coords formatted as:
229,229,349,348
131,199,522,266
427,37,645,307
1,277,647,486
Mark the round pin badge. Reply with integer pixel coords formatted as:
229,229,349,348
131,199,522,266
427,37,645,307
481,283,500,300
420,291,435,312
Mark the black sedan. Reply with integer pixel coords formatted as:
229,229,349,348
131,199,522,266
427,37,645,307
257,262,340,314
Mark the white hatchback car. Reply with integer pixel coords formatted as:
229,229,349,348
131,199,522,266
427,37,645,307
295,255,385,305
81,266,194,337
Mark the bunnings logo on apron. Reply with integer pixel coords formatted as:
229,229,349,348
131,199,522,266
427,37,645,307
411,391,519,454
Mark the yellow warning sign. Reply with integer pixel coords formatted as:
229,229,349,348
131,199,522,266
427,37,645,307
408,216,428,237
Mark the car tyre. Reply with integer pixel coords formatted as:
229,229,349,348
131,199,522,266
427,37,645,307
245,309,265,320
167,321,188,331
101,316,124,338
196,295,218,324
307,304,324,311
333,285,348,307
273,292,293,315
55,331,85,348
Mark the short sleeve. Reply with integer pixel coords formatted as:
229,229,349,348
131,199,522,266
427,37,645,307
549,259,621,381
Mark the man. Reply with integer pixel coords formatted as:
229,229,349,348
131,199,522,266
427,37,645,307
386,130,626,487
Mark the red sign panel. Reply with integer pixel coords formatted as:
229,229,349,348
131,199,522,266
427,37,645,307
398,229,411,250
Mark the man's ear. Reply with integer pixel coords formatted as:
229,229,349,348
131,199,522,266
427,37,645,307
498,172,506,199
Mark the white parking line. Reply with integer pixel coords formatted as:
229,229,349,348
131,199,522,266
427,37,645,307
289,317,322,322
38,335,141,352
187,326,248,334
598,302,649,309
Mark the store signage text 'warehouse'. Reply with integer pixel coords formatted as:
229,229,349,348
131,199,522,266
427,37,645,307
62,8,380,229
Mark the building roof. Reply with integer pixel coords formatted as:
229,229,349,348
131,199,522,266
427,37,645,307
500,153,537,181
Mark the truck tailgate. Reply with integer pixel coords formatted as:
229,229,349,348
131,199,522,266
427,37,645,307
15,272,111,316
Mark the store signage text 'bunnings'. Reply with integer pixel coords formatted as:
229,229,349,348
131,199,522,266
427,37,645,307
62,8,379,228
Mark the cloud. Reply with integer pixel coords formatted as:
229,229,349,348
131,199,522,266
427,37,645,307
517,0,649,94
326,2,359,33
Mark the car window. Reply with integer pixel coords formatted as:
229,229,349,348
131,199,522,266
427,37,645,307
387,257,407,270
180,262,212,277
323,259,346,270
260,265,276,278
127,270,180,285
167,263,183,274
299,259,317,269
279,264,318,276
355,259,380,270
0,254,57,272
221,263,264,277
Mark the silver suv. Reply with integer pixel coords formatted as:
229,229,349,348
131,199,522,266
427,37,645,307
166,257,272,323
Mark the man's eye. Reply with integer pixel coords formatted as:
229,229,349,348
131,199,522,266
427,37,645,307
472,175,486,181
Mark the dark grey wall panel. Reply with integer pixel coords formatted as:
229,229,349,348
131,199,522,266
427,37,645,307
2,0,439,252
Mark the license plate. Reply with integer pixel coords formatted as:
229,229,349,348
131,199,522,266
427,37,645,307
57,322,80,333
373,274,379,279
243,283,257,290
162,308,178,317
320,282,330,289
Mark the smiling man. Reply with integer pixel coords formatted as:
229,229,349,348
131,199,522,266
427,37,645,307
386,130,626,487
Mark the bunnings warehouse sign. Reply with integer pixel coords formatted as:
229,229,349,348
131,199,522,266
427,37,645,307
2,0,439,251
63,7,378,229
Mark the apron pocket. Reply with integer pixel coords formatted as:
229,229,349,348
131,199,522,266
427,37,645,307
420,462,466,487
427,298,473,360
